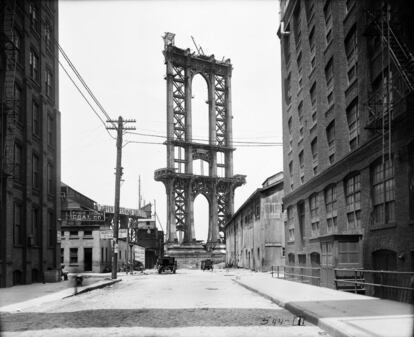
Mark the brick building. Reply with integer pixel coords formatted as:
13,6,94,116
0,0,60,287
225,172,284,271
278,0,414,293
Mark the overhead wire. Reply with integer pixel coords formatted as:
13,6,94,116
124,131,282,146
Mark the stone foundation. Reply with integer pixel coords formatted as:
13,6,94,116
165,243,226,269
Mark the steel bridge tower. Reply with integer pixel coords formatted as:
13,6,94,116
154,33,245,265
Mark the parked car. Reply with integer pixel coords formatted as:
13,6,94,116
156,256,177,274
201,259,213,271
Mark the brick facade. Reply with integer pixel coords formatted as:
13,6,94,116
279,0,414,290
0,0,60,287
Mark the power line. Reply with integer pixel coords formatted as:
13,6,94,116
59,60,116,140
124,131,282,145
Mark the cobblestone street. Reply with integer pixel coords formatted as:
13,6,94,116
0,269,329,336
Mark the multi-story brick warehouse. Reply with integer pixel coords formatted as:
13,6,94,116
278,0,414,296
0,1,60,287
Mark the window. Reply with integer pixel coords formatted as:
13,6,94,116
13,202,23,245
346,0,356,14
371,157,395,225
47,114,54,146
254,200,260,220
298,100,303,124
14,83,23,123
345,174,361,231
48,211,54,246
324,0,333,45
297,201,305,240
325,185,337,233
305,1,315,23
61,248,64,264
338,241,359,264
287,206,295,242
298,254,306,265
29,2,40,33
289,161,293,178
84,230,93,237
324,0,332,26
325,58,334,88
283,33,291,66
309,193,319,237
288,116,292,135
347,63,357,84
372,70,394,117
12,28,22,63
298,150,304,170
29,49,39,82
47,163,54,194
294,6,302,49
345,25,357,62
321,242,333,266
284,73,291,105
70,248,78,264
326,121,335,164
311,137,318,160
346,98,359,150
310,82,317,111
32,153,40,189
45,69,53,98
309,27,315,53
70,230,78,238
14,143,23,182
288,253,295,265
297,51,302,72
44,21,52,50
32,100,40,136
326,29,333,45
31,207,40,246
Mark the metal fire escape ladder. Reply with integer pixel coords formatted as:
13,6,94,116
368,8,414,93
1,0,18,179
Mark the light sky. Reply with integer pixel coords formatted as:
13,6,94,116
59,0,283,242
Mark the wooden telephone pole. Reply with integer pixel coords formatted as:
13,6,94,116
106,116,135,279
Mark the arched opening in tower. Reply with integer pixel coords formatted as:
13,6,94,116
191,74,209,144
193,158,209,176
193,194,209,244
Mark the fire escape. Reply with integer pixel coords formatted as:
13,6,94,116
366,4,414,133
0,0,18,201
365,3,414,227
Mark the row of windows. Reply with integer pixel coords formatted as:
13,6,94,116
287,156,395,241
288,96,359,189
62,247,111,265
12,3,55,97
61,230,93,238
13,82,56,139
284,2,360,185
13,202,55,247
14,142,55,193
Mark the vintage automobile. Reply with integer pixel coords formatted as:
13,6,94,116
156,256,177,274
201,259,213,271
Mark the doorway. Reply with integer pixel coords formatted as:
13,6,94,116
84,248,93,271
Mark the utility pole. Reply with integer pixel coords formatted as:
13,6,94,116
106,116,136,279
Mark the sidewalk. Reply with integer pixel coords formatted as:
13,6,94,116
0,274,122,312
233,272,414,337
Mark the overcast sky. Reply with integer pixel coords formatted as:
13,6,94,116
59,0,283,242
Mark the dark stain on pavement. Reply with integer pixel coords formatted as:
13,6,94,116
1,308,307,331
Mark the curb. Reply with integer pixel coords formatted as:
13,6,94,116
64,278,122,298
233,278,350,337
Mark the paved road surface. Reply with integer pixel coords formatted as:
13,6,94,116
1,269,330,336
